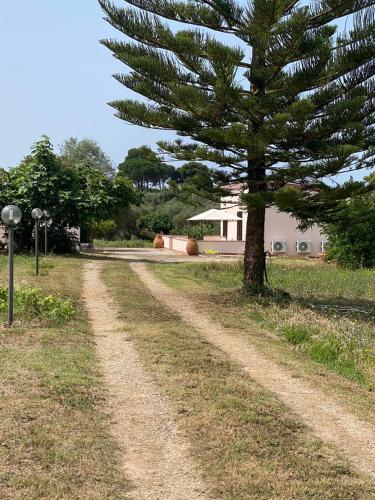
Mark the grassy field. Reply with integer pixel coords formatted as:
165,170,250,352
152,258,375,421
104,261,375,499
94,238,153,248
0,255,129,499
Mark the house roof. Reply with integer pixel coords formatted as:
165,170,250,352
187,209,241,222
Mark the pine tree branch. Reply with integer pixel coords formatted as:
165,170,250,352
196,0,244,31
282,1,299,16
124,0,240,34
308,0,375,27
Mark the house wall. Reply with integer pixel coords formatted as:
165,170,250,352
198,240,244,254
163,235,190,253
221,195,327,257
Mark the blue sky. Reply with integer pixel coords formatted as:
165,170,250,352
0,0,176,169
0,1,370,183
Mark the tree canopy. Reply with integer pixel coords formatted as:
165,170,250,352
173,161,213,189
60,137,114,177
1,136,139,252
118,145,175,190
100,0,375,291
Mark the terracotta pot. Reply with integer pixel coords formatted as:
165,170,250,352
318,252,327,262
186,238,198,256
153,234,164,249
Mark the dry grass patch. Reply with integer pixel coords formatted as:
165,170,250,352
0,256,129,499
104,261,375,499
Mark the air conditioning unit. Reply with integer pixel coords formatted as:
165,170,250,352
271,240,287,253
320,241,328,253
296,240,312,254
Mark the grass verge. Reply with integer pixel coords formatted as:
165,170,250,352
0,256,129,499
94,238,153,248
151,259,375,421
104,261,375,499
153,260,374,382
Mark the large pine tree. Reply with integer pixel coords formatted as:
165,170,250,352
99,0,374,291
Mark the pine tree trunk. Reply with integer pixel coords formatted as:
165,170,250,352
243,206,265,292
242,43,267,293
243,153,267,293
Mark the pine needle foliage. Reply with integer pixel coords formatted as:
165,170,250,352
99,0,375,289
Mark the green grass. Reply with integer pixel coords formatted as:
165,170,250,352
282,325,312,345
0,256,129,499
161,258,375,304
152,259,375,393
104,261,375,499
94,238,153,248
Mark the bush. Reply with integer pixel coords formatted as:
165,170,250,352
325,193,375,269
94,238,153,248
174,223,219,239
0,286,75,324
46,226,79,254
91,220,117,240
137,212,173,234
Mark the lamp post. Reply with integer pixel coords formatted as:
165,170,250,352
1,205,22,327
31,208,43,276
42,210,50,256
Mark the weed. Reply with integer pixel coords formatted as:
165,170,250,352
283,325,312,345
0,286,75,324
308,334,368,383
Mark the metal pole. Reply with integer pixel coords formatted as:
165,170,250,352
44,219,48,256
8,225,14,327
35,221,39,276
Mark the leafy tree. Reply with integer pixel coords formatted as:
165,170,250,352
137,211,173,234
100,0,375,292
131,188,218,237
325,177,375,269
1,136,139,252
119,145,175,190
60,137,114,177
174,161,214,190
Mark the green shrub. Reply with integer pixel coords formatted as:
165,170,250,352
174,223,219,239
324,191,375,269
137,212,173,234
91,220,117,240
44,225,79,254
94,238,153,248
282,325,312,345
0,286,75,324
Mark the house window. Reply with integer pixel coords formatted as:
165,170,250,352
237,211,243,241
222,220,228,240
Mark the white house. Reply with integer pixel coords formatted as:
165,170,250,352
219,183,327,257
163,184,327,256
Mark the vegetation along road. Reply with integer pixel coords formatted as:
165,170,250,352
1,252,374,498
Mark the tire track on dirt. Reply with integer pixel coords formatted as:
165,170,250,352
132,262,375,480
83,261,208,500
